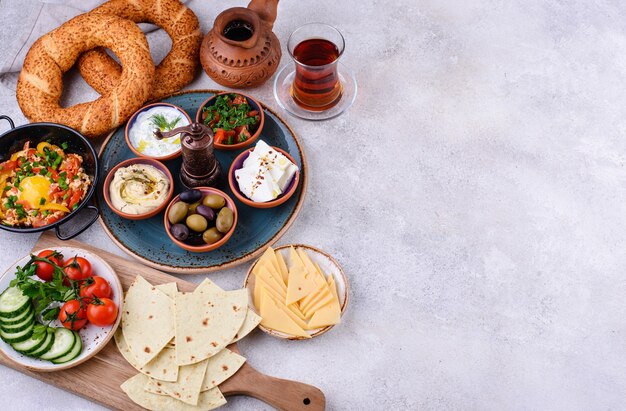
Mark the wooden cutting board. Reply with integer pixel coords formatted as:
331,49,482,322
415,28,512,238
0,231,325,411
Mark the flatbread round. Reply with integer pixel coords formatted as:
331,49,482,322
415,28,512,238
174,288,247,366
121,373,226,411
122,276,174,366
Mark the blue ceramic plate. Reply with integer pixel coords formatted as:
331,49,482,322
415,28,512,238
96,90,307,274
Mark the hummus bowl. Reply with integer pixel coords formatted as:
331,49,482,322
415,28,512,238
102,158,173,220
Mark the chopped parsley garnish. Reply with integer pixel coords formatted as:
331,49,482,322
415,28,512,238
15,204,27,219
5,195,17,209
202,94,260,133
52,155,62,169
58,172,68,190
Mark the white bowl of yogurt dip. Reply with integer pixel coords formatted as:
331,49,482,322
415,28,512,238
125,103,191,161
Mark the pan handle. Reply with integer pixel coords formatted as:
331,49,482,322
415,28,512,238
0,115,15,130
54,205,99,241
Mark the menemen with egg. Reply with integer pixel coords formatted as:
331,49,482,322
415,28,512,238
0,141,91,227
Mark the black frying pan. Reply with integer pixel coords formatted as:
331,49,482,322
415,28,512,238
0,116,99,240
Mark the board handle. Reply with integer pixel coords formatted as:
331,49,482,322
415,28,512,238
220,362,325,411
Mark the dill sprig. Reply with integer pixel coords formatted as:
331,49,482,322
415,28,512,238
150,114,182,132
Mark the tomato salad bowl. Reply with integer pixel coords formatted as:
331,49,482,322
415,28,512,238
0,116,99,240
195,92,265,151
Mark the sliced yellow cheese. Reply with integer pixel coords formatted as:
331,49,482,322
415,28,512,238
254,276,307,320
253,247,284,286
307,304,341,329
299,284,331,314
255,265,287,294
275,250,289,284
327,275,338,295
259,291,310,338
285,263,318,305
254,276,284,307
315,263,326,279
263,290,309,330
297,249,327,285
306,277,341,330
302,291,334,318
287,303,307,321
289,246,305,270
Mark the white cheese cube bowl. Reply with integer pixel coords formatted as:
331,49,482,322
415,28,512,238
228,146,300,208
243,244,349,340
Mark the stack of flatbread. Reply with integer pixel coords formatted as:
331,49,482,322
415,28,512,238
116,276,261,410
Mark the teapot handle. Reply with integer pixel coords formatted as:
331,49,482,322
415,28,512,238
247,0,279,29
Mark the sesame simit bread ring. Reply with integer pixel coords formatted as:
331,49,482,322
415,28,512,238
16,13,155,138
78,0,202,101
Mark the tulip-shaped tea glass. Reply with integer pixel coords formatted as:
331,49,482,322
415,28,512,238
274,23,357,121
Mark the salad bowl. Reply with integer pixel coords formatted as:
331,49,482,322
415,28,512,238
0,247,122,372
195,92,264,151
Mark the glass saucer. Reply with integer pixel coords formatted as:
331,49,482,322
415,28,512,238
273,62,357,121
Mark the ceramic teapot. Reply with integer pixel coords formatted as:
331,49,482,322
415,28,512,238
200,0,281,88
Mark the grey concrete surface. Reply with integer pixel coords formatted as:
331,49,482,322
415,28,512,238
1,0,626,410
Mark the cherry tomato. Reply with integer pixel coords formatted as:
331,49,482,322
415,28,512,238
87,297,118,327
63,256,92,283
79,276,112,302
59,300,87,330
60,154,80,175
32,217,47,228
214,128,226,144
232,95,247,105
235,126,251,143
34,250,63,282
67,189,83,209
46,167,59,181
0,160,17,173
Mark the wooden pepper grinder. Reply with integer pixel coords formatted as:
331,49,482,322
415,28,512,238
155,123,222,189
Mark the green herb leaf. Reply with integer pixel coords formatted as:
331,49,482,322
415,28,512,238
41,306,60,321
150,114,182,132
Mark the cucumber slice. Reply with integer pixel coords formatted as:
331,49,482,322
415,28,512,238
11,331,46,355
51,331,82,364
0,322,33,344
39,328,75,361
0,312,34,333
29,330,54,358
0,287,30,317
0,305,34,325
